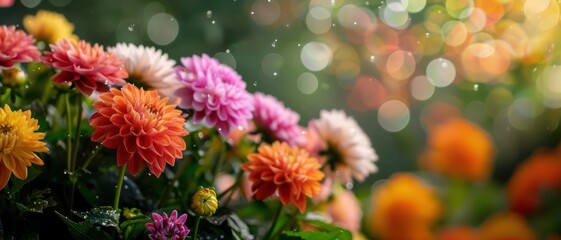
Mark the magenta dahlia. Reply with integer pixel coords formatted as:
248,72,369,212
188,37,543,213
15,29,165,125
145,210,189,240
252,92,305,146
0,25,40,69
175,54,253,136
43,39,128,96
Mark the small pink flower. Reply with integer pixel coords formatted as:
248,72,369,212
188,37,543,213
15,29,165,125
0,25,40,69
43,39,127,96
0,0,14,8
175,54,253,136
252,92,305,146
145,210,189,240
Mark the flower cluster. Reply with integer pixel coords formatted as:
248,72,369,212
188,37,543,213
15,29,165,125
1,4,561,240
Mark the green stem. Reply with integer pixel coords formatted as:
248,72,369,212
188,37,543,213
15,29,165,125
81,145,103,172
155,156,191,208
263,203,284,240
65,93,73,172
113,164,127,210
71,94,83,171
192,215,201,240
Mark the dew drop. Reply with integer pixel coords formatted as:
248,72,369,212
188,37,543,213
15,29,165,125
127,24,135,31
473,84,479,91
211,20,216,24
370,55,375,62
253,81,257,86
273,72,278,76
271,39,277,48
206,10,212,18
425,32,430,38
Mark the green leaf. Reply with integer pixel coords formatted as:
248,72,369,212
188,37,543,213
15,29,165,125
72,206,121,228
55,211,112,240
280,230,352,240
8,167,42,196
280,220,353,240
120,216,150,240
14,188,57,213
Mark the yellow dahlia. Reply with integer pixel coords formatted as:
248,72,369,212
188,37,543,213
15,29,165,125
23,10,77,43
0,105,48,190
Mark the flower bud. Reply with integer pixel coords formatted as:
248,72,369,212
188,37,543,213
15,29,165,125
1,66,26,87
190,187,218,217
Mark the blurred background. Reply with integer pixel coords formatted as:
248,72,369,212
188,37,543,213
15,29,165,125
2,0,561,237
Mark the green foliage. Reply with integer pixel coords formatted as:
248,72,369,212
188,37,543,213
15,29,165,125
280,220,352,240
55,211,112,240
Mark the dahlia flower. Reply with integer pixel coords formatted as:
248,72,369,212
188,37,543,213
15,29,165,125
0,105,48,190
0,0,14,7
23,10,77,43
420,118,494,182
252,92,305,146
43,39,127,96
108,43,181,101
479,212,536,240
507,146,561,215
367,173,441,240
89,84,188,177
308,110,377,183
241,141,324,213
175,54,253,136
145,210,189,240
0,25,41,69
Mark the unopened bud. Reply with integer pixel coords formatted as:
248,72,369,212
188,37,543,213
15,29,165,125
1,67,26,87
190,187,218,217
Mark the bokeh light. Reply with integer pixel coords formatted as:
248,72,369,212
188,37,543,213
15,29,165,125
296,72,319,95
301,42,332,71
426,58,456,87
147,13,179,45
378,99,410,132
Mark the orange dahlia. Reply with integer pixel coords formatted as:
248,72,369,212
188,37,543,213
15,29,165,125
241,141,324,213
367,173,441,240
89,84,188,177
0,105,48,190
479,212,536,240
507,146,561,215
420,118,494,182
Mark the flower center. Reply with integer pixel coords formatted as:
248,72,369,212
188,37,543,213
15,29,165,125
128,74,153,90
0,124,16,154
0,124,12,134
321,143,344,171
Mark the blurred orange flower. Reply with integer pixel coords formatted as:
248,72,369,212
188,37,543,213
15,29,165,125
367,173,441,240
479,212,536,240
420,118,494,182
241,142,324,213
507,146,561,215
437,225,477,240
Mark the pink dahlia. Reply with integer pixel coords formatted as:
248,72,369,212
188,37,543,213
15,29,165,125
145,210,189,240
0,25,40,69
43,39,128,96
252,92,305,146
175,54,253,136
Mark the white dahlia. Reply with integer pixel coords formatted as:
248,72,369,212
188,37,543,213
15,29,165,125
108,43,181,101
309,109,378,183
